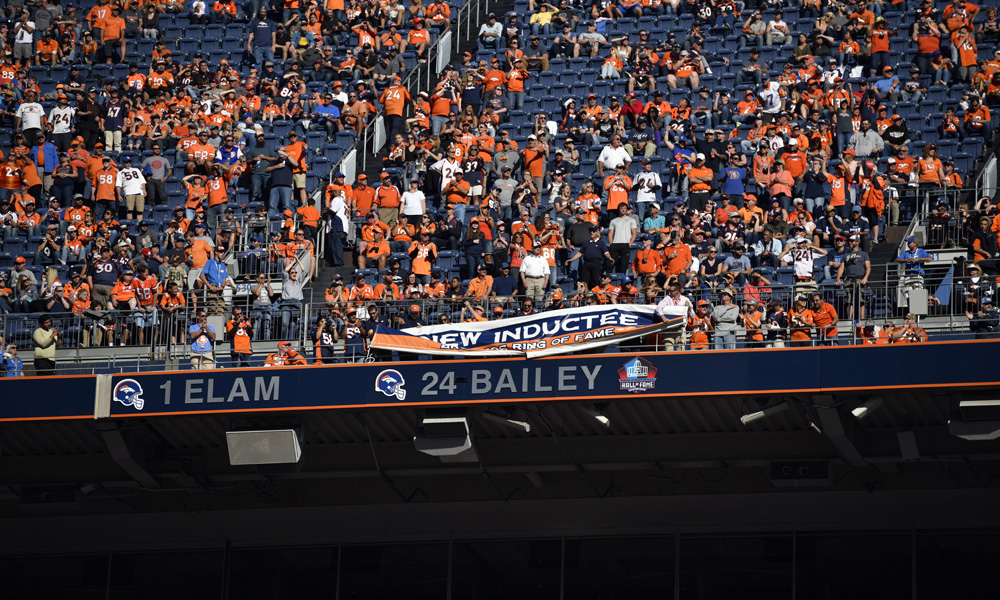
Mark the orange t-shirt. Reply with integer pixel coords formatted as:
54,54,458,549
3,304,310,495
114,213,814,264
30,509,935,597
378,84,411,117
687,166,713,192
917,158,943,183
507,68,529,93
101,16,126,40
207,177,227,207
826,173,848,207
188,238,213,269
521,147,545,178
130,275,160,307
870,28,890,54
226,319,253,353
788,308,815,341
445,180,471,205
111,279,137,303
662,244,691,276
93,168,118,201
352,186,377,212
185,184,207,210
603,174,632,211
409,240,437,276
811,302,838,339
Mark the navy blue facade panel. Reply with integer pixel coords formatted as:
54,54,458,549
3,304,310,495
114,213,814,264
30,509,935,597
103,341,999,418
2,342,995,421
0,376,96,421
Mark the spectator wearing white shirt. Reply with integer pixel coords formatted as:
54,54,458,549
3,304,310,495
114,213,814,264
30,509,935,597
115,155,147,222
519,241,550,303
48,94,76,152
632,158,662,222
654,284,693,351
12,11,35,67
819,58,845,88
766,14,792,46
15,89,46,147
400,180,426,218
327,191,349,267
596,135,631,179
431,147,462,193
478,13,503,51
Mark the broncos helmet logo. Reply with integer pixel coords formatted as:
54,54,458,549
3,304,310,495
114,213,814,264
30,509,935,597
114,379,145,410
375,369,407,401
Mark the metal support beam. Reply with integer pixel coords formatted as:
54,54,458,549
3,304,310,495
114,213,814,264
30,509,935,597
97,423,160,489
812,395,868,468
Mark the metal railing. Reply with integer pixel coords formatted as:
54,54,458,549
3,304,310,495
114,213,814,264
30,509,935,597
974,154,997,202
336,0,486,177
3,281,995,376
454,0,491,58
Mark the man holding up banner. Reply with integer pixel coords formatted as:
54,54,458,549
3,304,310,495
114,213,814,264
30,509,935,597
369,304,687,358
520,241,550,304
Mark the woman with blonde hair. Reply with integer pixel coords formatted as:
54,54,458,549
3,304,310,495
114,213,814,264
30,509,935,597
601,46,624,79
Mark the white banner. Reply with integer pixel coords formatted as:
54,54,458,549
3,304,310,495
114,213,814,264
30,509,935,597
341,148,357,184
373,115,386,155
437,30,452,75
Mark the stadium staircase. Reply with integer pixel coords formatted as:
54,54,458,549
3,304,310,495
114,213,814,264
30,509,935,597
357,0,517,183
305,0,518,298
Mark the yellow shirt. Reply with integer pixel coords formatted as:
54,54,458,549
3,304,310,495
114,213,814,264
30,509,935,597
33,327,58,358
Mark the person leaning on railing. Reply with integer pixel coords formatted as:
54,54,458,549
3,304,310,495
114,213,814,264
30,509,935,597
890,314,928,344
264,341,308,367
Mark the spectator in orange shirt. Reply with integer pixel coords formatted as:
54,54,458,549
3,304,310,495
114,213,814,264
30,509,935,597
100,7,128,64
466,263,494,300
359,227,390,270
284,131,308,207
35,33,61,66
519,135,548,192
407,18,431,60
810,292,839,345
507,59,530,109
110,270,138,344
91,156,119,219
351,174,377,213
226,306,254,368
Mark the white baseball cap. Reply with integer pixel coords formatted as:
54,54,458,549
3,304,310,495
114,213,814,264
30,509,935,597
695,153,706,160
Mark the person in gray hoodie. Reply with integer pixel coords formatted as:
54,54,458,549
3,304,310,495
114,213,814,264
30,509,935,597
713,287,741,350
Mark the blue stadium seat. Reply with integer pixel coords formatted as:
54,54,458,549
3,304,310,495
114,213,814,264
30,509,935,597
355,268,378,286
437,250,459,276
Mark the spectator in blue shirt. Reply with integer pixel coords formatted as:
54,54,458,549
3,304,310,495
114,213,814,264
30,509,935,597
3,343,24,377
311,95,342,141
189,310,217,370
642,203,666,234
895,235,932,280
247,8,277,66
872,66,900,103
30,134,59,191
491,263,518,302
265,149,295,217
199,247,235,315
100,89,127,152
718,158,747,205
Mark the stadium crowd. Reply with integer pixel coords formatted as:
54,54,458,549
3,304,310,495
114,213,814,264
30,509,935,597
0,0,999,372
